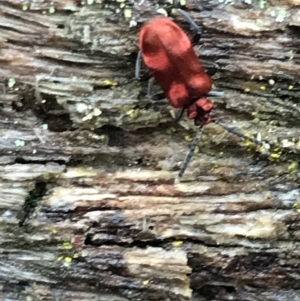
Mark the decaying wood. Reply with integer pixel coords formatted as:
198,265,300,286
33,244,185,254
1,0,300,300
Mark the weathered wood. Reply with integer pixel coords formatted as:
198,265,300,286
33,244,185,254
1,0,300,300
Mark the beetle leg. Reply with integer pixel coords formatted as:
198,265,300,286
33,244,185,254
191,33,201,46
207,91,224,97
147,77,155,95
176,9,201,33
135,50,142,79
213,120,270,149
150,92,166,100
174,108,185,123
178,126,204,179
202,60,219,76
147,77,166,100
175,9,221,76
176,9,201,45
136,54,164,98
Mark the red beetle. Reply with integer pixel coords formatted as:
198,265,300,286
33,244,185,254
136,11,265,178
138,16,214,127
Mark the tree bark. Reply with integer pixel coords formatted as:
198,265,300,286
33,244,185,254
1,0,300,300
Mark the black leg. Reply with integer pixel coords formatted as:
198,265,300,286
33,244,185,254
207,91,224,97
191,33,201,46
174,108,185,123
135,50,142,79
176,9,201,46
149,92,166,100
213,120,269,149
175,9,222,77
177,126,204,179
202,60,219,77
147,77,166,100
176,8,201,33
147,77,155,95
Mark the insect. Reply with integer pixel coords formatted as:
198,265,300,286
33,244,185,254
136,10,266,179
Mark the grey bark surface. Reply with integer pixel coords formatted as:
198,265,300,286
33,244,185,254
1,0,300,301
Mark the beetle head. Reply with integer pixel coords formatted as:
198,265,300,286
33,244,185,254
187,98,214,126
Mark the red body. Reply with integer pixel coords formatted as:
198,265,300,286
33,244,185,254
139,17,213,125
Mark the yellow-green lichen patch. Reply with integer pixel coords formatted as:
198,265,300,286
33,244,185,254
59,256,72,263
171,8,177,15
172,240,183,247
293,203,300,213
49,5,55,14
242,139,257,151
126,108,140,119
184,135,193,142
242,134,270,155
268,148,282,161
73,253,80,258
82,108,102,122
167,127,176,134
22,3,29,11
124,8,132,18
288,161,298,172
64,257,72,263
104,78,118,86
62,242,73,250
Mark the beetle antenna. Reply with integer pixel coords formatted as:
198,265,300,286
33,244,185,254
213,121,265,147
176,8,201,33
178,126,203,178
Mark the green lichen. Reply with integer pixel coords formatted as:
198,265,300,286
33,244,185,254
8,78,16,88
63,242,73,250
49,5,55,14
258,0,266,8
15,139,25,147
